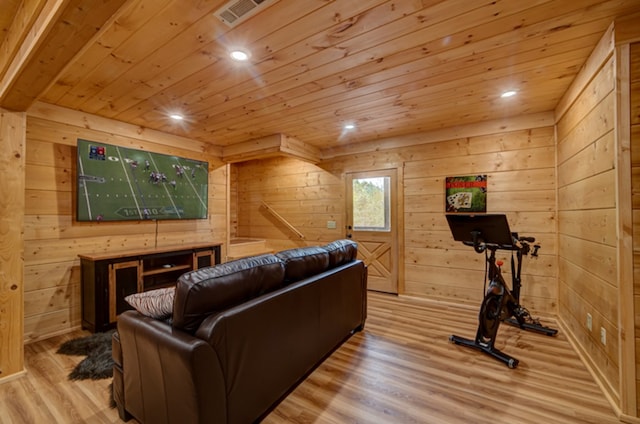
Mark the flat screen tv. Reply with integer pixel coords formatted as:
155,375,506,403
76,138,208,222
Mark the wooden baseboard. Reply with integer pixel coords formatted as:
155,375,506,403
24,325,82,345
0,369,27,384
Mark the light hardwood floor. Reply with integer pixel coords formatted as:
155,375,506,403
0,292,620,423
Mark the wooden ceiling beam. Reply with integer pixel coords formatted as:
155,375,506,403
0,0,127,112
0,0,64,109
222,133,321,164
0,0,47,81
320,112,555,159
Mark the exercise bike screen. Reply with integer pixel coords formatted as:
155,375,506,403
446,214,514,247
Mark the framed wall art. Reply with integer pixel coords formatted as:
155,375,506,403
445,175,487,213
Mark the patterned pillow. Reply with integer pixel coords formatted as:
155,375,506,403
125,286,175,320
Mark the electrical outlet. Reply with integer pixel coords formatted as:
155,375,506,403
586,313,592,331
600,327,606,345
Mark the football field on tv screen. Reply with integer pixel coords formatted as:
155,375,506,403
77,140,208,221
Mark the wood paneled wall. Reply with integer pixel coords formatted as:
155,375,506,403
0,109,26,378
235,156,344,251
630,41,640,417
555,29,621,406
23,105,227,342
229,164,238,239
235,117,557,315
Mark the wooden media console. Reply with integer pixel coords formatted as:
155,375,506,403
79,243,222,332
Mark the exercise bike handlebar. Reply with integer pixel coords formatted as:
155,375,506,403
461,233,540,255
513,234,541,257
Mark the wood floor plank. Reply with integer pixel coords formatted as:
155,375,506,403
0,292,619,423
267,292,619,424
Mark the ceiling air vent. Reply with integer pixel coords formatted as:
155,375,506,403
214,0,277,27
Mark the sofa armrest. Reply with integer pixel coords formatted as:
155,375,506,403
116,311,226,424
111,331,130,421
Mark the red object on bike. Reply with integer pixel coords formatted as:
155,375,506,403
497,260,504,267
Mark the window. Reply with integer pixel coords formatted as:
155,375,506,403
352,176,390,231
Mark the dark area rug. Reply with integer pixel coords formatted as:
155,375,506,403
57,330,115,380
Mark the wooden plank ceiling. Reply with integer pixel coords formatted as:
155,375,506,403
0,1,22,43
2,0,640,153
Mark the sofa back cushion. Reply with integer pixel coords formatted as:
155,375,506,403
322,239,358,267
172,254,284,333
275,246,329,284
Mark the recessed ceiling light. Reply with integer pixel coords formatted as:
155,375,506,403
501,90,517,98
169,114,184,120
230,50,250,61
344,123,356,130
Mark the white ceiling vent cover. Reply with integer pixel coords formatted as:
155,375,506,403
214,0,278,27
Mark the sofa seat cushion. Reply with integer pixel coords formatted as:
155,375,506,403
172,254,285,333
275,246,330,284
322,239,358,267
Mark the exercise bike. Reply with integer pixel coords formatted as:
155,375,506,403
446,214,557,369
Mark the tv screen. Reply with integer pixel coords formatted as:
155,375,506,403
76,139,208,221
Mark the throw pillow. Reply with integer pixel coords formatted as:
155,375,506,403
125,286,175,320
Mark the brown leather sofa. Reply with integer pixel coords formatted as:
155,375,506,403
112,240,367,424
